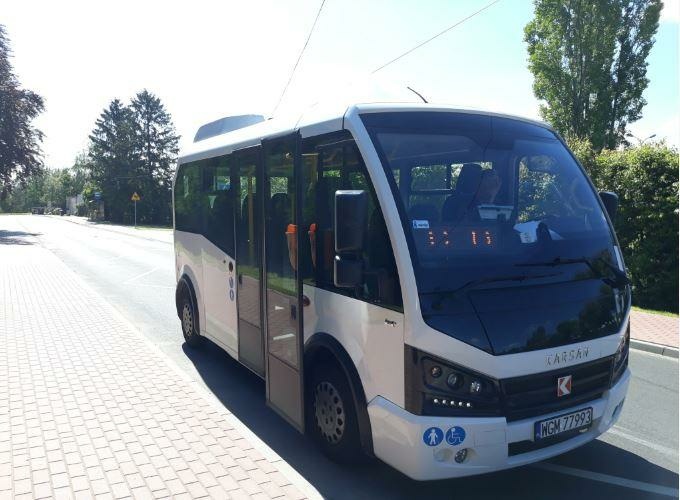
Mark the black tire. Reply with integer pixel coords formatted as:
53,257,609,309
307,361,363,463
179,286,202,348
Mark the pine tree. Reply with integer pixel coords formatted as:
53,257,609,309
88,99,135,222
0,25,45,199
130,90,179,224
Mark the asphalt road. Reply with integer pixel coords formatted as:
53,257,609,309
6,214,679,499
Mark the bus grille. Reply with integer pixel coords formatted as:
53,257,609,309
500,356,614,422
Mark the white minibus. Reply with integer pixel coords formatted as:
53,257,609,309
173,103,631,480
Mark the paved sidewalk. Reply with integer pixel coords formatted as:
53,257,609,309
629,309,679,358
630,310,679,348
0,226,317,498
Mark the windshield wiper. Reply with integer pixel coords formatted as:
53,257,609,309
423,272,560,310
516,256,630,289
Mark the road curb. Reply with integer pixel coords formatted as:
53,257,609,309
630,339,679,359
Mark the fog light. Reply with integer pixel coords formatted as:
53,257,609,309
430,366,443,378
454,448,468,463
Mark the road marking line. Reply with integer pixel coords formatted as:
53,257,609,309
123,267,159,285
533,462,679,497
609,427,679,457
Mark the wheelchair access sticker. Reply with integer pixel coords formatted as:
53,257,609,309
423,427,443,446
445,426,466,446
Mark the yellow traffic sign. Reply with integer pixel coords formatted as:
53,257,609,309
131,192,141,201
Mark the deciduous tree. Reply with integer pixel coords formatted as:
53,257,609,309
524,0,662,150
0,25,45,199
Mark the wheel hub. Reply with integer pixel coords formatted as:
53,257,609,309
182,303,194,337
313,381,345,444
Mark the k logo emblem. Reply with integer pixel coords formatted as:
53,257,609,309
557,375,572,397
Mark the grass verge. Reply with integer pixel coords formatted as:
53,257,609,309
632,306,678,318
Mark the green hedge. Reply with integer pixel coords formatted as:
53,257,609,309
571,140,679,312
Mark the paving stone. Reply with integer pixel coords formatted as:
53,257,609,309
630,310,678,347
0,217,315,500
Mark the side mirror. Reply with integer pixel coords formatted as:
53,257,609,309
599,191,619,221
335,190,368,253
334,190,368,288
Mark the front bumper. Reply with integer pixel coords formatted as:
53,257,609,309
367,368,630,481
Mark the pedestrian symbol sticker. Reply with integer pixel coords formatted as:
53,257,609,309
445,426,466,446
423,427,443,447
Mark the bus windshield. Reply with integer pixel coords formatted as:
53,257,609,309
362,112,625,347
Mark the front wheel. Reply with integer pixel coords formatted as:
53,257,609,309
307,362,363,463
179,290,202,348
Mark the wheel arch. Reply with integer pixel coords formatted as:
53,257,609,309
304,332,374,456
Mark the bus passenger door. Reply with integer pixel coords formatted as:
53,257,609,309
234,147,265,377
262,133,305,432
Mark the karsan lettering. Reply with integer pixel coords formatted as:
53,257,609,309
546,347,590,367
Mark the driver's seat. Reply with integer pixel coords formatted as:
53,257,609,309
441,163,483,222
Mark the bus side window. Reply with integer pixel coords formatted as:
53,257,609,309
202,155,235,255
174,161,202,233
301,134,402,311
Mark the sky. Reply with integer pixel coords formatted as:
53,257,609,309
3,0,679,168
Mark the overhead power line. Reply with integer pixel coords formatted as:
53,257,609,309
371,0,502,75
271,0,327,117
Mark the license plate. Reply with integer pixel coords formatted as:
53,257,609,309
534,407,593,440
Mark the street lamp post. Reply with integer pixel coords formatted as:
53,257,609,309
626,132,656,145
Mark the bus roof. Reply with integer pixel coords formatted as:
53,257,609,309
178,102,554,165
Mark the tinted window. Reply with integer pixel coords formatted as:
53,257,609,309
174,162,202,233
364,112,614,294
301,132,402,311
203,156,235,255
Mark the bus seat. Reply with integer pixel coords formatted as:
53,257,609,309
441,163,483,222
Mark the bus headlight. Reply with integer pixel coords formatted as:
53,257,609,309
405,346,501,417
612,322,630,385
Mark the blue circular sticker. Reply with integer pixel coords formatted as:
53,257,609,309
423,427,443,447
229,289,235,301
445,426,466,446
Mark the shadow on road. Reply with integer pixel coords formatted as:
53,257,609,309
183,339,677,500
0,229,39,245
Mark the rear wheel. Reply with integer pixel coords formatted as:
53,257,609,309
307,362,363,462
179,288,202,348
